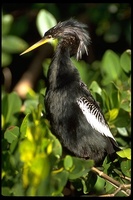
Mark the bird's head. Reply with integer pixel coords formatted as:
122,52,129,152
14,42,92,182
21,18,90,60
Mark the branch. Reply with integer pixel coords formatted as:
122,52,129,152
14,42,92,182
91,167,131,196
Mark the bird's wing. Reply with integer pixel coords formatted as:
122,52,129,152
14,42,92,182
77,96,116,141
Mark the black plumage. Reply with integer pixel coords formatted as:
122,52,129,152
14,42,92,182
21,18,120,165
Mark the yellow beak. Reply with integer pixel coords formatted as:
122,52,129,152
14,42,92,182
20,37,53,55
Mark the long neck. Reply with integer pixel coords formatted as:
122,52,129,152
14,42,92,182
47,43,80,90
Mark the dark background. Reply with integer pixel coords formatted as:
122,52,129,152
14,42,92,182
2,3,131,92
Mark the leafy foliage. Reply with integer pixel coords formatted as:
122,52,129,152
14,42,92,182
2,13,28,67
2,4,131,197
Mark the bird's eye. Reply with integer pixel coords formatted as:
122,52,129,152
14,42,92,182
48,35,52,38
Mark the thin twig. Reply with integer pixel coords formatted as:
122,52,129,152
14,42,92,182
119,174,131,182
91,167,131,196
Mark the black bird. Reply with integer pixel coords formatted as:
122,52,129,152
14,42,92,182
21,18,120,165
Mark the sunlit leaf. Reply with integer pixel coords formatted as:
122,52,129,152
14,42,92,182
107,108,119,122
36,9,57,37
47,143,52,154
19,140,36,162
47,130,62,157
20,113,30,139
116,148,131,160
64,155,73,170
26,88,38,100
120,50,131,73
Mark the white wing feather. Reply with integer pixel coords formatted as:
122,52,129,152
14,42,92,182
77,97,116,141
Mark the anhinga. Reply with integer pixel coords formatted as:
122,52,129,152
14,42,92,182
21,18,120,165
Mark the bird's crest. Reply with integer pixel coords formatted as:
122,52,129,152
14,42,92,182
45,18,91,60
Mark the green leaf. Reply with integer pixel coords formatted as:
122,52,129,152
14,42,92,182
37,169,68,196
82,171,97,194
113,109,130,127
101,89,110,111
38,92,46,113
2,92,22,126
2,14,14,35
120,159,131,177
51,170,69,196
117,127,129,137
101,50,122,85
10,138,19,154
89,81,102,96
24,99,38,114
2,187,11,196
47,130,62,157
12,184,24,196
36,9,57,37
68,157,94,180
19,140,36,162
64,155,73,170
2,52,12,67
20,113,30,139
107,108,119,122
104,179,115,194
2,35,28,53
93,176,105,192
120,90,131,112
4,126,20,143
120,50,131,73
120,101,131,113
117,148,131,160
30,155,50,180
110,89,120,108
25,88,38,100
